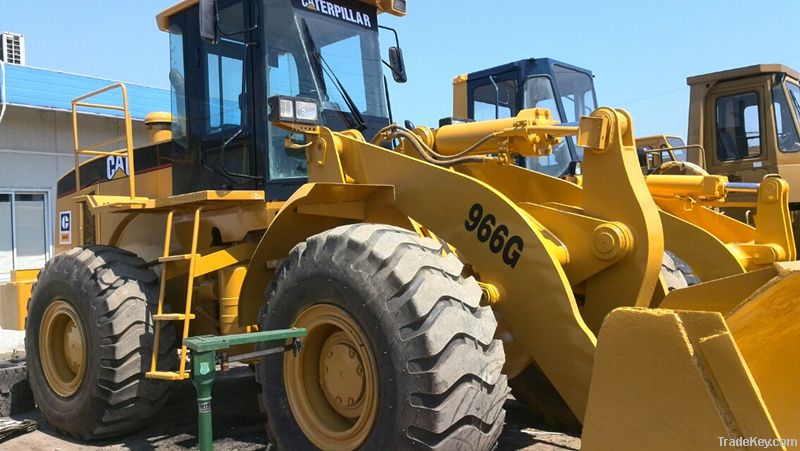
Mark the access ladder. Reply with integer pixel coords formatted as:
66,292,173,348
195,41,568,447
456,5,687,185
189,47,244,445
147,207,203,381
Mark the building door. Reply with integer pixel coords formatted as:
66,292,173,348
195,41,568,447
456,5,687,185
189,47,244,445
0,191,50,282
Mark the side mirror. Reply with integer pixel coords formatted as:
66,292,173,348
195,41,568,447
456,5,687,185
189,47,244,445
388,47,407,84
199,0,218,44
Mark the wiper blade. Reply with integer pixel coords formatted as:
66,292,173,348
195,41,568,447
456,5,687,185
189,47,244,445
299,18,367,132
320,57,368,131
299,18,327,99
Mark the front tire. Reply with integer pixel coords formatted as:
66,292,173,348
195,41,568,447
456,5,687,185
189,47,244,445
25,246,176,439
261,224,508,450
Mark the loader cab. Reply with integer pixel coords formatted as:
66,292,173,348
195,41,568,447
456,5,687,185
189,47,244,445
687,64,800,202
158,0,405,200
635,135,707,174
453,58,597,177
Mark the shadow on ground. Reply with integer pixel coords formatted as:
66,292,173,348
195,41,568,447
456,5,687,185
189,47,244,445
498,399,581,450
5,366,581,450
8,366,266,450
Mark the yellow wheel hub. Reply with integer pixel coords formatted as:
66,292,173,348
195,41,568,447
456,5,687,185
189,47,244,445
285,304,378,450
320,332,367,418
39,300,87,397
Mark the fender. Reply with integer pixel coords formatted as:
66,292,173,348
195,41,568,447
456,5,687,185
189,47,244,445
237,182,406,326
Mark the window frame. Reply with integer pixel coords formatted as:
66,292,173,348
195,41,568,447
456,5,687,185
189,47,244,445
0,189,52,282
714,90,764,162
205,43,247,132
551,64,597,124
775,81,800,153
469,76,518,121
522,75,562,122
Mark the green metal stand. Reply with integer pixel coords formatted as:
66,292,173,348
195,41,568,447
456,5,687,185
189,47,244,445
184,328,307,451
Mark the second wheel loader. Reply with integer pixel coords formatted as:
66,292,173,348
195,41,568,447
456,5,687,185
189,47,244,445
20,2,800,450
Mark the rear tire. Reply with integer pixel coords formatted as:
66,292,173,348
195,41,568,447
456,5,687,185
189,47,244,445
25,246,176,439
661,252,689,290
260,224,508,450
663,251,697,287
0,361,35,416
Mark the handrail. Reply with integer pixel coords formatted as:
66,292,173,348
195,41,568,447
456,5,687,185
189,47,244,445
80,135,128,152
71,83,137,198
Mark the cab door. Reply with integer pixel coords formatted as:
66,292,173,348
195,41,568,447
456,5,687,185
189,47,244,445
467,69,520,121
705,76,775,184
175,0,263,193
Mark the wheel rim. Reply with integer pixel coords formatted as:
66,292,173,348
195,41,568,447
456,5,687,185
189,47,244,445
285,304,378,450
39,300,87,397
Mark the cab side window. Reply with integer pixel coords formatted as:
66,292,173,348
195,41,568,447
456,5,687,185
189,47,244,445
472,81,516,121
266,50,309,180
207,49,244,130
204,0,246,133
523,77,560,120
715,92,761,160
772,84,800,152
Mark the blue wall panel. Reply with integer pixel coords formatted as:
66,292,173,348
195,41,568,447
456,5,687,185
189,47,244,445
2,64,169,120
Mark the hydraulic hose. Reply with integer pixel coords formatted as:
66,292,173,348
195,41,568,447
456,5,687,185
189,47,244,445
372,124,494,166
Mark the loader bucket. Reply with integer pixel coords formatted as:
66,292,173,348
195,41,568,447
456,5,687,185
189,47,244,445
581,263,800,451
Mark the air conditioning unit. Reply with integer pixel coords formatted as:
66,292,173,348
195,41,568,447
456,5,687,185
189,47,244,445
1,32,25,65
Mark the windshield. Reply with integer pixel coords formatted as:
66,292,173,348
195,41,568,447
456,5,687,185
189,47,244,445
554,66,596,164
263,0,389,180
553,65,596,122
665,136,688,161
775,82,800,152
294,2,387,118
520,67,597,177
522,76,572,177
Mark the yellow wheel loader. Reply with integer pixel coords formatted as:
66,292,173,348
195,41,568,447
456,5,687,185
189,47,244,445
454,59,798,284
22,2,800,450
641,65,800,256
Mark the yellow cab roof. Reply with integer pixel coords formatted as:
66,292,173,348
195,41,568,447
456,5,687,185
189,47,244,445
687,64,800,86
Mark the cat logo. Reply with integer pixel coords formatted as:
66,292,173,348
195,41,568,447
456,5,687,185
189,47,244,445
59,211,72,245
106,155,130,180
298,0,375,29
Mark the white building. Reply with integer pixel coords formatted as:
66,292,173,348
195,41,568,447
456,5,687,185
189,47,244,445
0,39,169,282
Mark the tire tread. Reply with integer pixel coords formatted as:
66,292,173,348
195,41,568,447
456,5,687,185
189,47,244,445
26,245,176,439
262,224,507,450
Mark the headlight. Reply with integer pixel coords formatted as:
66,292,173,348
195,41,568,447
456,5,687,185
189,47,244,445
268,95,320,125
393,0,406,13
295,99,319,123
278,97,294,121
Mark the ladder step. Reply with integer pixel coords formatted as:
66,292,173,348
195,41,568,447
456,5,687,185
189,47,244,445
153,313,196,321
159,254,193,263
146,371,189,381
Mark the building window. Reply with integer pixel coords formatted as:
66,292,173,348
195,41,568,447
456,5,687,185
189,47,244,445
0,191,50,282
1,32,25,65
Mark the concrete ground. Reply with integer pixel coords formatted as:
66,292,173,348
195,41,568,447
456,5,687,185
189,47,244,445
0,329,25,357
1,366,581,450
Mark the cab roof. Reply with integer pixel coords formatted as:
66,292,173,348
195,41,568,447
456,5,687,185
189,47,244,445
156,0,405,31
687,64,800,86
462,58,594,82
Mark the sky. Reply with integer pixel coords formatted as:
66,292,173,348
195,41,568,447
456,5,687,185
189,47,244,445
3,0,800,138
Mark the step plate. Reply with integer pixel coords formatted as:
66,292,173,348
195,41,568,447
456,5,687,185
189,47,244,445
145,371,189,381
153,313,196,321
